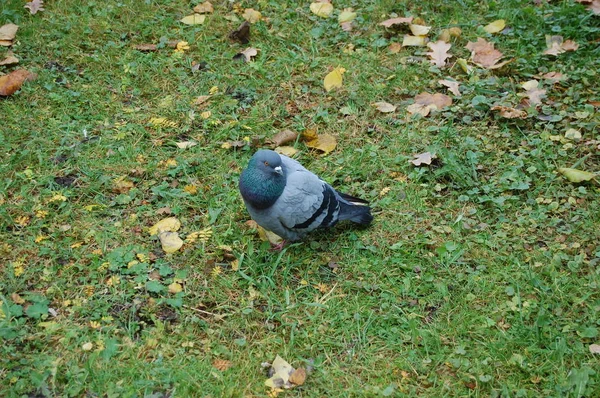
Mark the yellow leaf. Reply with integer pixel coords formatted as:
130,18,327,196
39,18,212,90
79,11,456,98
183,184,198,194
82,342,94,351
402,35,427,46
558,168,596,183
242,8,262,23
159,231,184,253
257,225,284,245
483,19,506,34
231,259,239,271
310,2,333,18
305,133,337,155
274,146,298,157
265,355,294,388
180,14,206,25
35,235,48,243
168,282,183,294
323,67,345,92
209,86,219,94
148,217,181,236
201,111,212,119
409,24,431,36
338,9,357,23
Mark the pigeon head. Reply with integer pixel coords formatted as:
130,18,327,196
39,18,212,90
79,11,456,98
239,150,286,209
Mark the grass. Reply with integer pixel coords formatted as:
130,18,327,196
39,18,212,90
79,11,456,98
1,0,599,396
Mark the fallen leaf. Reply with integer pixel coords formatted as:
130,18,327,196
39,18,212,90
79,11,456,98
0,69,37,96
388,42,402,53
411,152,436,166
221,140,246,149
340,21,353,32
402,35,427,46
338,9,357,23
233,47,258,62
409,24,431,36
149,217,181,236
541,71,565,83
258,225,284,245
193,1,213,14
427,41,452,67
229,21,250,44
411,92,452,115
564,129,582,141
490,105,527,119
168,282,183,293
561,40,579,51
558,167,596,183
372,101,397,113
483,19,505,34
271,129,298,146
176,141,197,149
466,38,511,69
0,54,19,66
310,2,334,18
132,43,158,52
543,35,579,56
194,95,211,106
24,0,44,15
82,342,93,351
275,146,298,157
180,14,206,25
213,359,233,371
448,27,462,37
149,117,178,128
289,368,307,386
242,8,262,23
379,17,413,28
323,67,345,92
589,344,600,354
159,231,184,253
438,79,461,96
11,293,25,304
303,130,337,155
522,80,546,106
265,355,295,389
0,24,19,43
112,176,134,194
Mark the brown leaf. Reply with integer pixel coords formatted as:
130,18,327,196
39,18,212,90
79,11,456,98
372,101,397,113
522,80,546,106
411,152,436,166
194,95,212,106
212,359,233,371
0,54,19,66
427,40,452,68
233,47,258,62
414,92,452,109
466,38,508,69
0,69,37,96
193,1,214,14
541,71,566,83
133,43,158,52
379,17,413,28
11,293,25,304
229,22,250,44
242,8,262,23
0,23,18,44
388,42,402,53
112,176,134,194
543,36,579,56
24,0,44,15
340,21,353,32
156,207,172,215
271,129,298,146
289,368,307,386
438,79,461,96
491,105,527,119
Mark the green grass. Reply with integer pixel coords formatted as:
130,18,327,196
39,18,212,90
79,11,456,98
1,0,599,396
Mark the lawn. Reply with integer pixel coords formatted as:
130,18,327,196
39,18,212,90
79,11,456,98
1,0,599,396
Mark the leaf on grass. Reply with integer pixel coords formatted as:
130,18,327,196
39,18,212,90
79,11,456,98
193,1,213,14
541,71,566,83
271,129,298,146
149,217,181,236
265,355,306,389
427,41,452,67
233,47,258,62
24,0,44,15
303,130,337,155
483,19,505,34
0,54,18,66
180,14,206,25
466,38,511,69
402,35,427,46
388,42,402,53
411,152,436,166
275,146,298,157
0,24,19,44
221,140,246,150
213,359,233,371
490,105,527,119
159,231,183,253
589,344,600,354
379,17,413,28
229,22,250,44
438,79,461,96
340,21,353,32
407,92,452,116
194,95,212,106
558,168,595,183
521,80,546,106
323,67,345,92
0,69,37,96
289,368,307,386
168,282,183,293
409,24,431,36
133,43,158,52
310,2,334,18
242,8,262,23
543,35,579,56
176,141,197,149
372,101,397,113
112,176,134,194
564,129,582,141
338,8,357,23
258,226,284,245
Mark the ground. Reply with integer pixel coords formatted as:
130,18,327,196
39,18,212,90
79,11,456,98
1,0,599,396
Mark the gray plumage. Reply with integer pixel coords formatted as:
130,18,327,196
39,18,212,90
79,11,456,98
239,149,373,242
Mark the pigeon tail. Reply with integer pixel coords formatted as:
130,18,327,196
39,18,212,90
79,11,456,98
338,200,373,225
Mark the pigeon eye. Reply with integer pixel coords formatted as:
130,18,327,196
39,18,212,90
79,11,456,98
264,161,269,166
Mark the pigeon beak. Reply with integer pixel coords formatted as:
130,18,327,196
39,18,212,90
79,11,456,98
274,166,283,175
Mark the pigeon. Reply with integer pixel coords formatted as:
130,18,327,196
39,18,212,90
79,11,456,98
239,149,373,243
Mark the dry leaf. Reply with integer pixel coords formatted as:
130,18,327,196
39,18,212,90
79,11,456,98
275,146,298,157
24,0,44,15
372,101,397,113
427,41,452,67
193,1,213,14
338,9,357,23
213,359,233,371
541,71,565,83
323,67,345,92
543,35,579,56
490,105,527,119
168,282,183,293
388,42,402,53
448,27,462,37
289,368,307,386
340,21,353,31
243,8,262,23
11,293,25,304
558,167,596,183
438,79,461,96
149,217,181,236
265,355,295,389
402,35,427,46
409,24,431,36
112,177,134,193
271,129,298,146
258,226,284,245
0,24,18,43
564,129,582,141
303,130,337,155
411,152,436,166
310,2,334,18
229,22,250,44
379,17,413,28
466,38,511,69
233,47,258,62
0,69,37,96
181,14,206,25
159,231,183,253
483,19,505,34
133,43,158,52
194,95,211,106
0,54,19,66
176,141,197,149
522,80,546,106
589,344,600,354
415,92,452,108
